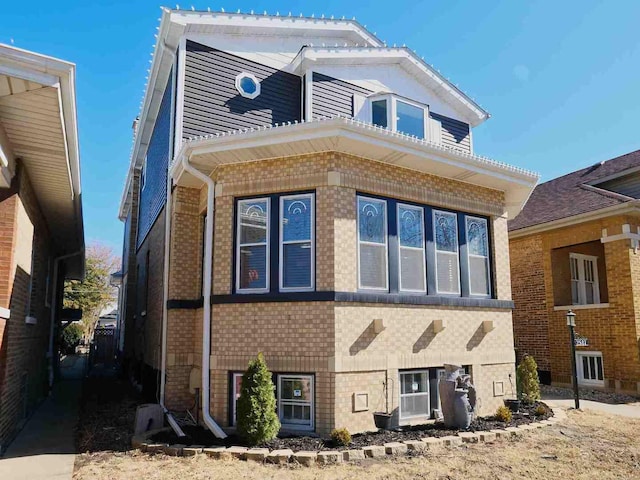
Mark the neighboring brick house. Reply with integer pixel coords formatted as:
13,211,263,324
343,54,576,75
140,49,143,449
509,151,640,393
118,9,537,435
0,45,84,452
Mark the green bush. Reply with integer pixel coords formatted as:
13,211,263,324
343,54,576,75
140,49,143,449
516,355,541,404
60,323,83,354
330,427,352,446
495,405,513,423
534,404,548,417
236,353,280,446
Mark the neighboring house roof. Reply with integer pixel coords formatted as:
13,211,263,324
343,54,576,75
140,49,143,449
0,44,84,277
118,8,491,219
509,150,640,233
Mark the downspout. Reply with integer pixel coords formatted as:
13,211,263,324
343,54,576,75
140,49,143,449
48,249,83,389
180,151,226,438
160,165,186,438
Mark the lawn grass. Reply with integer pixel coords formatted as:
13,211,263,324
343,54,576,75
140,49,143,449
73,409,640,480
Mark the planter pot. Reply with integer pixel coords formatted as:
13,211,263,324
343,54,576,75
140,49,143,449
504,399,521,412
373,412,393,430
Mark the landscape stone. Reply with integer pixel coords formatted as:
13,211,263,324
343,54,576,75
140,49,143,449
226,446,249,459
245,448,270,462
458,432,479,443
293,451,317,466
384,442,408,455
267,449,293,464
403,440,428,452
478,432,497,443
317,451,342,464
363,445,386,458
342,449,366,461
164,444,185,456
203,447,229,459
182,446,204,456
441,435,463,446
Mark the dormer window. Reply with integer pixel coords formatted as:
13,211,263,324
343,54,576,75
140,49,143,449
235,72,261,99
369,94,428,139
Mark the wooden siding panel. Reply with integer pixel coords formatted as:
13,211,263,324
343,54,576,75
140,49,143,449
183,41,302,139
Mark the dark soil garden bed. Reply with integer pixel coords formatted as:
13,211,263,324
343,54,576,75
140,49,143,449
150,401,553,452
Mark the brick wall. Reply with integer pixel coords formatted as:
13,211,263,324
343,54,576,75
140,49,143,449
162,151,516,434
510,216,640,392
0,165,54,452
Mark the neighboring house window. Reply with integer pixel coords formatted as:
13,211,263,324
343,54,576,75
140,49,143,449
356,194,492,298
576,352,604,386
231,372,243,426
434,210,460,295
235,192,315,294
570,253,600,305
357,196,388,290
277,375,314,430
466,216,491,297
236,198,270,293
398,204,426,293
280,194,314,291
399,370,430,420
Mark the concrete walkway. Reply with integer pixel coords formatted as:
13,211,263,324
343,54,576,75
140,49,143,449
0,355,86,480
545,398,640,418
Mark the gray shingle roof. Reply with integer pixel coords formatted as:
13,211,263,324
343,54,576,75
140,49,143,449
509,150,640,232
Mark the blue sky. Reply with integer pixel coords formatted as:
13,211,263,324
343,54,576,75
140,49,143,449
2,1,639,251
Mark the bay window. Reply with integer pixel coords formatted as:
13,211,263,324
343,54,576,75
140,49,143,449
356,193,493,298
235,192,315,294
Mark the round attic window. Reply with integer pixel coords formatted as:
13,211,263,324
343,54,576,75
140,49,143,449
235,72,261,99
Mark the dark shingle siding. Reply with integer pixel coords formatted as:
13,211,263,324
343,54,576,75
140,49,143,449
183,41,301,138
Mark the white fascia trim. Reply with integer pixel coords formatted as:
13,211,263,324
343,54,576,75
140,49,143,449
0,306,9,319
118,8,183,219
176,117,536,184
291,47,489,126
169,10,383,47
509,200,640,239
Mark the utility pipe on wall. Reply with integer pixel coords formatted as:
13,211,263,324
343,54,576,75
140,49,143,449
180,152,226,438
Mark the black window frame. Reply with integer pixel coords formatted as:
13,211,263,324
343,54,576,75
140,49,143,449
356,192,494,299
232,190,316,295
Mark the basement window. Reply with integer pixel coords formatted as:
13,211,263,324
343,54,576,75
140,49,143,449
576,351,604,386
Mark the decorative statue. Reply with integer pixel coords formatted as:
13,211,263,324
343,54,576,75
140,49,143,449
438,364,477,429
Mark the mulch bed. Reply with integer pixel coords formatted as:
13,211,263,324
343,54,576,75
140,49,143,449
150,401,553,452
76,376,142,453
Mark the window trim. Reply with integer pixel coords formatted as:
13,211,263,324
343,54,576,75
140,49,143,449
277,374,314,431
433,209,461,295
465,215,492,298
397,203,427,294
576,351,604,387
279,193,315,292
569,253,600,305
230,372,243,426
368,93,429,139
235,197,271,294
399,369,430,421
357,195,389,292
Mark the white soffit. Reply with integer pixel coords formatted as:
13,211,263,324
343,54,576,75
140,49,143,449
174,117,538,218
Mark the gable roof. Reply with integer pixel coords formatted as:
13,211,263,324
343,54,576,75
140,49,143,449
509,149,640,233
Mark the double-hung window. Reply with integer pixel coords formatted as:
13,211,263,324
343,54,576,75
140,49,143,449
570,253,600,305
399,370,430,420
356,194,492,298
278,375,314,430
397,204,426,293
280,194,314,291
433,210,460,295
466,216,491,297
235,192,315,294
236,198,270,292
357,196,388,290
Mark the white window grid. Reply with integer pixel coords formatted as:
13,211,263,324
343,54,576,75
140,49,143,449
279,193,315,292
277,374,314,431
569,253,600,305
433,210,461,295
465,215,491,297
236,198,270,293
576,351,604,386
399,369,430,420
397,203,426,293
357,196,389,291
